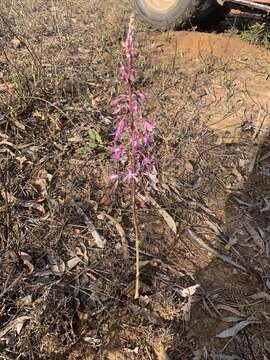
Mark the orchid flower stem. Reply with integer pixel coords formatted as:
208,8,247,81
127,31,140,299
132,181,140,299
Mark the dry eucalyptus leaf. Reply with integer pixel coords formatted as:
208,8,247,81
181,298,192,323
15,316,31,335
66,257,81,271
11,37,21,48
185,160,194,174
72,201,106,248
18,295,32,306
14,120,25,130
76,243,89,262
51,260,65,275
0,316,31,339
68,135,83,143
103,213,128,258
21,252,34,274
193,349,210,360
179,284,200,298
192,349,202,360
146,195,177,234
48,253,66,275
33,270,54,278
216,320,257,338
158,207,177,233
215,304,245,318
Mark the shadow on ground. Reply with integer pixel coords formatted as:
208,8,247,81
178,129,270,359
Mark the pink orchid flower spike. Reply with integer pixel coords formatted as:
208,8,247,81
108,13,157,300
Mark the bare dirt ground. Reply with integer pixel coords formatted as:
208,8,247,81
1,1,270,359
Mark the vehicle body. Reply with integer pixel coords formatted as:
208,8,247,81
134,0,270,30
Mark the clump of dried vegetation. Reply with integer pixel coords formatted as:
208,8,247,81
1,1,270,359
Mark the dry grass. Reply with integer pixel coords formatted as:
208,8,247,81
1,1,270,359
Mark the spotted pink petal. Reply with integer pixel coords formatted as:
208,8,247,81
145,172,158,187
114,118,125,141
133,102,141,117
110,174,119,183
120,63,128,85
131,132,139,154
123,169,138,184
142,156,153,169
125,26,134,61
111,146,124,161
111,96,126,106
136,90,146,102
142,132,151,147
143,120,154,132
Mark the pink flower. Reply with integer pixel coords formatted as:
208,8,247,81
142,156,153,169
133,101,139,115
114,118,125,141
120,63,128,85
109,15,156,191
143,120,154,132
125,19,134,61
112,107,123,116
133,101,142,117
125,38,133,60
145,172,158,187
109,174,119,184
111,146,124,161
136,91,146,102
123,169,138,184
142,132,151,147
131,132,138,154
111,96,126,106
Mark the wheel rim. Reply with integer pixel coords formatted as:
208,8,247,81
144,0,178,12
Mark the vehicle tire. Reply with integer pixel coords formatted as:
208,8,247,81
134,0,230,30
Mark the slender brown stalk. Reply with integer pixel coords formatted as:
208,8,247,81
126,15,140,299
132,181,140,299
